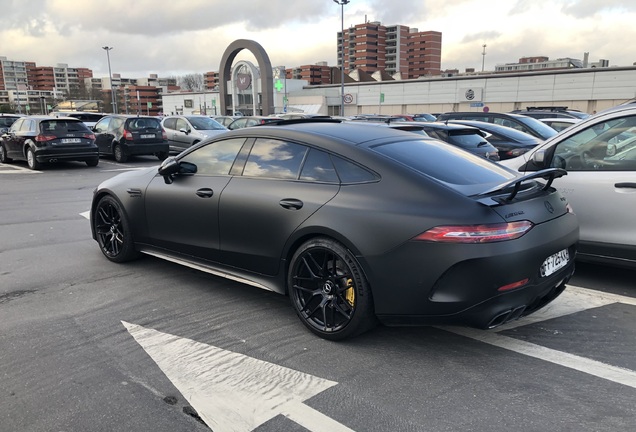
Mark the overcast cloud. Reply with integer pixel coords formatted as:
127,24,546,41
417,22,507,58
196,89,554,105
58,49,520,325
1,0,634,79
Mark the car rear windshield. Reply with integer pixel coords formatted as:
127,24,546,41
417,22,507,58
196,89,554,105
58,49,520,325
446,130,488,148
127,118,161,130
372,138,516,189
39,120,91,134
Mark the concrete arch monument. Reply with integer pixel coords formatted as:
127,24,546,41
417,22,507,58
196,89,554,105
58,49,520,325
219,39,274,116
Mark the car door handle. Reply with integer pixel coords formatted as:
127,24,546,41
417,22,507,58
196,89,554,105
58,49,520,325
279,198,303,210
615,182,636,189
196,188,214,198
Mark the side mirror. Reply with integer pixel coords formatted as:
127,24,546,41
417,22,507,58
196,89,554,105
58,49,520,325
157,157,197,184
158,157,179,184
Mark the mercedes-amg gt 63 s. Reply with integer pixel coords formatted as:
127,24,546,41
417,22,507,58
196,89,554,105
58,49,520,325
90,121,578,340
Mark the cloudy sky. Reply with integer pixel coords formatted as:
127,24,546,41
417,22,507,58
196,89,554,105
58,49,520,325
1,0,635,79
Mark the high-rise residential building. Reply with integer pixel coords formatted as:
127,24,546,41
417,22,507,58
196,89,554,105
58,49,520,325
289,62,333,85
336,21,442,79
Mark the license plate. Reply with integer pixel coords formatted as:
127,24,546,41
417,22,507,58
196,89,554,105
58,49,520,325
540,248,570,277
140,134,155,139
61,138,81,144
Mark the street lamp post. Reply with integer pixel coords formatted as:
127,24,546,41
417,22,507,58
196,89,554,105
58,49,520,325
333,0,349,116
102,46,118,113
481,44,487,72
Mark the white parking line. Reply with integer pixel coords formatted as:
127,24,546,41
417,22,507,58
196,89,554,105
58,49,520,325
0,164,40,174
440,284,636,389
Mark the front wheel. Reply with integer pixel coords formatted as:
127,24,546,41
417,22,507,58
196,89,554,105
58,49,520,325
26,147,41,170
93,195,139,263
288,237,377,340
0,144,12,163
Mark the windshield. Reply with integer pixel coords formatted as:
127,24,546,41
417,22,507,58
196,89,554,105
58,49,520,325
187,117,226,131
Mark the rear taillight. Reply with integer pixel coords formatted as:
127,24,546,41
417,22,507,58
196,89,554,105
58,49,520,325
84,133,96,140
414,221,533,243
123,130,133,140
35,134,56,142
161,129,167,140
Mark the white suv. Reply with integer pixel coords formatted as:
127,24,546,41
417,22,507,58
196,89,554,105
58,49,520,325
499,103,636,268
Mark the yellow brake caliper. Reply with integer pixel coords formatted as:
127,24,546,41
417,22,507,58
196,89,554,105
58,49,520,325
344,278,355,307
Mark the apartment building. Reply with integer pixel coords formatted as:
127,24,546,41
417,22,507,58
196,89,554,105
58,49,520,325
336,21,442,79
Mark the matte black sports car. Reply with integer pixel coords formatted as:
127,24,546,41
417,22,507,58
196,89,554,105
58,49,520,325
90,122,578,340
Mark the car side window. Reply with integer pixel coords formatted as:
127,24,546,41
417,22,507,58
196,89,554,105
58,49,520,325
176,118,189,131
299,148,339,183
20,119,34,132
9,118,23,133
551,115,636,171
110,118,124,132
332,155,377,183
94,118,110,133
163,118,177,130
180,138,245,176
243,138,307,179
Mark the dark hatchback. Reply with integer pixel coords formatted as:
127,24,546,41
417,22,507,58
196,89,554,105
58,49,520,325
93,115,169,163
91,122,578,340
437,111,559,141
0,116,98,169
405,121,500,161
447,119,543,159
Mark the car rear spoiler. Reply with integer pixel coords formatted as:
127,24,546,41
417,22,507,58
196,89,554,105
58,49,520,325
475,168,567,203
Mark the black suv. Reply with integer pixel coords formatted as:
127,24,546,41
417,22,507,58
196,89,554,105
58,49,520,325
436,111,558,140
93,115,169,162
0,115,99,169
510,106,589,120
0,114,22,132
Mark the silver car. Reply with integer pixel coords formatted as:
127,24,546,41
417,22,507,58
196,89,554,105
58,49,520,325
499,103,636,268
161,115,227,153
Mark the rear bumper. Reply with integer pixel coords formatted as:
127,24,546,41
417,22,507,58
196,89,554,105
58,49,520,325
122,142,168,156
367,212,579,327
36,148,99,162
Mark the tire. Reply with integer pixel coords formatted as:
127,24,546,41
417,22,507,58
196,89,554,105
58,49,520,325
86,157,99,167
113,144,128,163
26,147,41,170
288,237,377,340
93,195,139,263
156,151,169,161
0,144,11,163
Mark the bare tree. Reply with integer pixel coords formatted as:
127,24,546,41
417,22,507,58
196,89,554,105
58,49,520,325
178,73,205,92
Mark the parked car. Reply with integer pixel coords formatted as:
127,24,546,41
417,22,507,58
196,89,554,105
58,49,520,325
52,111,106,128
405,121,500,161
539,117,579,132
447,119,542,159
0,115,98,169
0,113,22,132
226,116,282,130
210,115,238,127
437,111,559,140
90,121,577,340
93,115,169,162
511,107,589,120
161,115,227,153
499,103,636,268
412,113,436,122
277,113,331,120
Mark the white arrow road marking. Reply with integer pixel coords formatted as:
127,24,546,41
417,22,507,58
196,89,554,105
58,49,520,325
122,321,355,432
80,211,90,220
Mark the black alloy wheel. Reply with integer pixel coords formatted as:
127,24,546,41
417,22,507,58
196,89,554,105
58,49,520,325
288,238,376,340
94,195,139,263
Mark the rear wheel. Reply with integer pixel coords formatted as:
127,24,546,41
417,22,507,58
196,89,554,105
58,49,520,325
113,144,128,163
288,237,377,340
26,147,41,170
0,144,11,163
156,151,169,161
86,157,99,167
93,195,139,263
